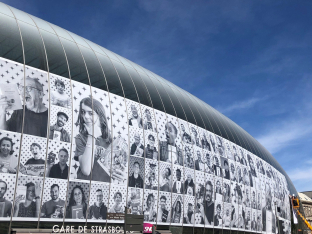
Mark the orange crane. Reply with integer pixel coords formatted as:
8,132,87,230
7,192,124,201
291,196,312,233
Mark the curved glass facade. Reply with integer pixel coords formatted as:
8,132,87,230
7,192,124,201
0,3,294,234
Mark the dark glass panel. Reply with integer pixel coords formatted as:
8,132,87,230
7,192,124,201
19,21,47,71
40,29,69,78
96,52,123,96
139,72,165,112
79,45,108,91
60,38,89,84
162,84,187,120
150,79,176,116
182,226,194,234
183,92,207,129
205,228,214,234
171,88,196,123
204,105,230,139
222,230,230,234
111,60,139,102
194,227,204,234
188,96,215,133
214,228,222,234
67,31,90,48
0,13,23,63
125,66,153,107
199,102,223,136
0,221,10,234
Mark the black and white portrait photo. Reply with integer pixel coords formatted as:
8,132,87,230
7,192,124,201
214,177,223,202
50,76,71,109
171,194,183,224
144,159,158,190
180,123,191,144
225,140,234,160
0,174,16,219
46,140,70,180
183,195,195,226
19,135,47,177
49,106,71,143
221,157,230,180
40,178,67,220
128,157,144,189
0,130,20,174
13,175,43,220
127,187,143,215
108,186,126,216
0,65,49,137
129,130,144,158
157,191,171,224
214,201,223,227
144,133,158,160
159,162,172,192
184,145,194,169
156,110,182,164
223,202,232,228
223,179,231,203
71,83,113,183
128,104,143,129
190,125,201,147
88,182,109,221
143,190,157,222
194,148,205,171
200,130,211,151
204,150,213,174
184,168,195,196
213,154,222,178
109,92,129,185
172,165,184,194
142,107,155,132
229,159,237,182
65,181,90,220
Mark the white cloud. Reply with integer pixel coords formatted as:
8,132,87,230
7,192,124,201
256,118,312,154
286,165,312,192
218,96,266,114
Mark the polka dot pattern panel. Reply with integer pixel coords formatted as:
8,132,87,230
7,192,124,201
0,173,16,202
154,109,167,142
49,105,72,136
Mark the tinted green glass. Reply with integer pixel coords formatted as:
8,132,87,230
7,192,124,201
60,38,89,84
40,29,69,78
0,13,23,63
79,45,108,91
18,21,47,71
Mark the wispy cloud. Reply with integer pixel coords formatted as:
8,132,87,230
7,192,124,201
256,117,312,154
217,96,267,114
286,163,312,192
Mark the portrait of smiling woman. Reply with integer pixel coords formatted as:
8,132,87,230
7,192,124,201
0,136,17,174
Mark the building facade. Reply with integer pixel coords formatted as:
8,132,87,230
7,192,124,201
0,2,296,234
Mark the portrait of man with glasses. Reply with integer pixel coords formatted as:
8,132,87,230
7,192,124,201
0,77,48,137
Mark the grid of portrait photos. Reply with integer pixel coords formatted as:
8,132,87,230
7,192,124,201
0,56,292,233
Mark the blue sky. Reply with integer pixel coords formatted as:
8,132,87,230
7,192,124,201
4,0,312,192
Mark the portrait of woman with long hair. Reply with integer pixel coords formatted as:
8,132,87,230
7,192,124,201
66,185,88,219
74,97,112,182
0,136,17,173
171,195,182,223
